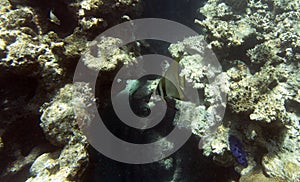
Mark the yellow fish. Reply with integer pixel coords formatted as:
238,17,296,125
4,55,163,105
157,60,186,101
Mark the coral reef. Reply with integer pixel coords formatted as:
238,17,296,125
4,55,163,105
76,0,141,33
168,35,229,122
174,100,214,138
27,83,93,181
0,4,64,90
27,143,88,182
227,63,292,124
239,167,286,182
0,0,142,180
167,35,231,164
197,0,300,63
1,0,299,181
81,36,135,71
40,83,93,147
196,0,300,181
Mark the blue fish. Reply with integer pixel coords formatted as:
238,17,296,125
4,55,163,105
229,135,248,166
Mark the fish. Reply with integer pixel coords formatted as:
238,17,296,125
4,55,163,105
228,135,248,166
157,61,186,101
49,9,61,25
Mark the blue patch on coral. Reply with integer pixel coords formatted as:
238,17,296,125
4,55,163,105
229,135,248,166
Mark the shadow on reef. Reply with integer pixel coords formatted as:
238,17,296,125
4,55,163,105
142,0,205,33
83,136,239,182
80,62,240,181
0,73,58,181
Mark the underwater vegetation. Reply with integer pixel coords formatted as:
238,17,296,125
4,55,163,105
0,0,299,181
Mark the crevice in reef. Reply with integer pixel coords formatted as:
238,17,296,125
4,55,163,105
9,0,77,37
0,73,58,181
83,1,240,181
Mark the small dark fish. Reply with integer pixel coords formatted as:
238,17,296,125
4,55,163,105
229,135,248,166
